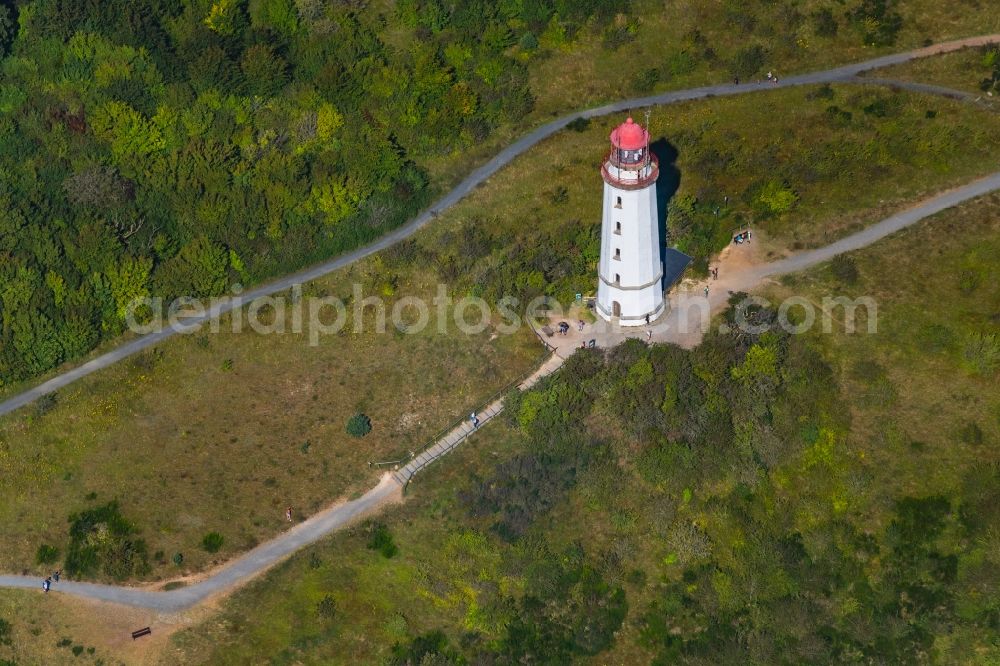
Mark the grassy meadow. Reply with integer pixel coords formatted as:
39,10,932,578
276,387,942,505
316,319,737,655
151,193,1000,664
0,256,542,582
525,0,1000,118
865,43,1000,94
0,589,166,666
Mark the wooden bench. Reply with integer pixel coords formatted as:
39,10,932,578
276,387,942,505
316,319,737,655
131,627,152,640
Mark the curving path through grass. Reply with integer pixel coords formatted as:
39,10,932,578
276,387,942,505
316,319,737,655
1,34,999,419
1,37,1000,613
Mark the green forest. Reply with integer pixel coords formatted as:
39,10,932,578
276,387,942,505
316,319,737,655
0,0,626,386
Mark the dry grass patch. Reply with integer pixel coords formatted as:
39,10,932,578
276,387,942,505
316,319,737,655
0,260,542,582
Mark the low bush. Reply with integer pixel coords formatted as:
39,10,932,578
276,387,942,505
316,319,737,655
632,67,660,93
961,332,1000,374
35,544,60,565
317,594,337,619
366,522,398,558
958,422,984,446
201,532,224,553
34,393,58,417
64,501,149,580
346,413,373,438
830,255,860,285
729,44,766,79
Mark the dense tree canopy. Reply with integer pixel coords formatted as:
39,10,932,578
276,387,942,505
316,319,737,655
0,0,628,386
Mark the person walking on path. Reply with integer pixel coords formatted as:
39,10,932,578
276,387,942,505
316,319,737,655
470,412,479,428
646,330,652,342
53,570,60,582
42,577,51,593
704,286,710,298
285,507,292,522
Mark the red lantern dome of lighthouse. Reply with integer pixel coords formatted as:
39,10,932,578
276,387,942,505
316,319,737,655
610,117,648,150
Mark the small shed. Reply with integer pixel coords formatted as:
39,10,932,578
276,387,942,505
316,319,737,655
663,247,693,289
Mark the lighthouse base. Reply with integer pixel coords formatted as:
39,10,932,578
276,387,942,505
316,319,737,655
595,282,665,326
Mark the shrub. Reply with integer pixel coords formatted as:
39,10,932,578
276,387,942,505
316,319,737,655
752,180,798,217
317,594,337,619
36,544,60,565
64,501,149,580
34,392,58,417
848,0,903,46
0,618,11,646
729,45,766,79
830,255,860,285
958,266,984,294
390,631,459,665
916,323,954,353
825,105,853,126
850,359,884,382
71,645,84,656
959,422,984,446
663,49,698,77
566,117,590,132
806,84,835,100
346,413,372,438
172,552,184,566
201,532,224,553
632,67,660,93
812,8,838,37
892,496,950,545
961,332,1000,375
366,522,398,558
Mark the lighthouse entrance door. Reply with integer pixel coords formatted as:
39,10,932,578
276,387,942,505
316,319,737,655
612,301,621,318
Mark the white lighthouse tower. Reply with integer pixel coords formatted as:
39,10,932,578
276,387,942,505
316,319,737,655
595,116,664,325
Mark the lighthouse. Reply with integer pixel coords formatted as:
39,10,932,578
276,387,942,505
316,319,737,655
595,116,664,325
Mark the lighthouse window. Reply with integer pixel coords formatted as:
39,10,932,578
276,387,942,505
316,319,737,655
615,196,622,208
614,248,621,260
615,273,620,284
614,221,621,234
